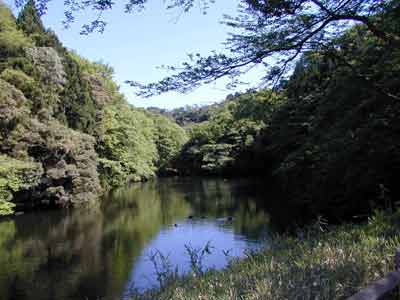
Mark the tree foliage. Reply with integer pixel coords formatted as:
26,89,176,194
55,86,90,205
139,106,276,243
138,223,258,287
16,0,45,35
14,0,399,96
251,16,399,217
60,54,98,133
97,102,188,188
14,2,99,133
0,2,190,212
0,155,41,215
97,103,159,188
169,8,400,218
130,0,399,96
2,0,399,221
176,89,284,175
0,2,32,59
150,113,189,171
69,51,120,97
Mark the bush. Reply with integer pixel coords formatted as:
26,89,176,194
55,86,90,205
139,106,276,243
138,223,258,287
0,68,36,96
0,155,41,216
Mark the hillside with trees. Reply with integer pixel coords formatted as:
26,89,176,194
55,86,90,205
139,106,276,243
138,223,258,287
0,0,188,215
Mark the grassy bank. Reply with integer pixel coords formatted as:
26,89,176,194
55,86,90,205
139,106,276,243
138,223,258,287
134,211,400,300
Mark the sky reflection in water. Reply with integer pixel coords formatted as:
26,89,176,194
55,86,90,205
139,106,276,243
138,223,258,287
0,178,270,300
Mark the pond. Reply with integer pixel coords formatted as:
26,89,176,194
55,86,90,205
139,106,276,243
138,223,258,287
0,178,273,300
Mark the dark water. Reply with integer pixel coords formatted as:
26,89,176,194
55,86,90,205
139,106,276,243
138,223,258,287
0,178,272,300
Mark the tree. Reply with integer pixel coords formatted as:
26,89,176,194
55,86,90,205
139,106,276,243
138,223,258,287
175,88,283,175
16,0,46,36
126,0,399,96
149,113,188,171
15,0,399,96
96,102,159,187
0,2,33,58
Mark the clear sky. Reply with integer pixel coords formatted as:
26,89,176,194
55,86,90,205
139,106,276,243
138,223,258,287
7,0,264,109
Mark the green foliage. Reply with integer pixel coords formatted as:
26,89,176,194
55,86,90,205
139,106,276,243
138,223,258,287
256,17,400,218
97,104,189,188
17,1,397,96
0,1,190,205
147,103,219,127
150,113,188,171
1,0,399,220
0,67,47,118
0,68,35,98
15,1,98,132
176,90,284,175
69,51,120,97
17,0,65,50
0,155,40,215
97,103,159,188
16,0,45,36
0,199,15,216
0,3,103,208
232,89,284,122
60,53,97,134
0,2,32,60
171,10,400,218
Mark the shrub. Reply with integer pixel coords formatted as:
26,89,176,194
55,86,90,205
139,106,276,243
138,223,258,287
0,155,41,216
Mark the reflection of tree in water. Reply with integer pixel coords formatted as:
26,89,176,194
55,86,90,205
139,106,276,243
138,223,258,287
160,178,272,239
101,182,191,293
0,185,191,300
174,178,239,216
0,179,274,300
0,208,105,300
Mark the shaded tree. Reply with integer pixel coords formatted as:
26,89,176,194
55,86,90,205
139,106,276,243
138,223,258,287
61,54,97,134
175,89,283,175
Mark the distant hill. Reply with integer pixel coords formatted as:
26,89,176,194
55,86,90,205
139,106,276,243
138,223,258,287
146,93,244,126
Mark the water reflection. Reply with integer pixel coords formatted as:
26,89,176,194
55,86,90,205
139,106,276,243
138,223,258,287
0,178,271,300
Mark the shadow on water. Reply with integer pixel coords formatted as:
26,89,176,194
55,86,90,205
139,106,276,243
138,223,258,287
0,178,286,300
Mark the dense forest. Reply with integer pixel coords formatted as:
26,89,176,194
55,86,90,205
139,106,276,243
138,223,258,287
156,2,400,221
0,0,188,215
1,0,400,224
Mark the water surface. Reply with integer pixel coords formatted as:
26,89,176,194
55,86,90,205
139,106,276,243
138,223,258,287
0,178,271,300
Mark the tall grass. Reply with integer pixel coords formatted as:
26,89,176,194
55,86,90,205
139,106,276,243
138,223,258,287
131,210,400,300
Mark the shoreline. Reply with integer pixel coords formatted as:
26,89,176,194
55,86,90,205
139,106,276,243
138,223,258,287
131,210,400,300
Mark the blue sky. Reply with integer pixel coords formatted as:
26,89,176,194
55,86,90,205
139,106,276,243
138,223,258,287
7,0,265,109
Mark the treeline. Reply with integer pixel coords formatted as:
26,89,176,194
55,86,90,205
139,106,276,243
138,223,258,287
173,90,284,175
1,0,399,221
147,101,226,126
170,7,400,220
0,0,187,215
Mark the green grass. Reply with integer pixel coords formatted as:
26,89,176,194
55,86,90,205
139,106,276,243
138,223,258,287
133,211,400,300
